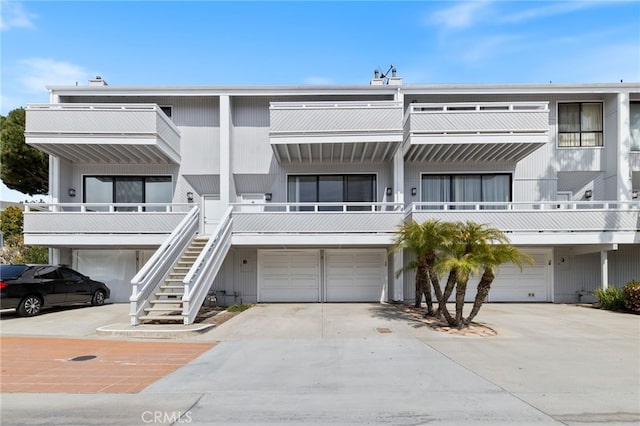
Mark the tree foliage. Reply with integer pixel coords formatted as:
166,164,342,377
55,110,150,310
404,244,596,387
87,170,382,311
1,205,48,264
395,220,532,328
1,108,49,196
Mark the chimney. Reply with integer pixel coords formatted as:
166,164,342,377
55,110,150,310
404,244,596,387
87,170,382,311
370,70,384,86
89,76,108,86
387,67,402,86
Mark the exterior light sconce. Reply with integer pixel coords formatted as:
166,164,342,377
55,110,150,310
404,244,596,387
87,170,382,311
584,190,593,200
264,193,272,202
632,190,638,199
411,188,417,196
186,192,194,203
68,188,76,197
386,187,393,197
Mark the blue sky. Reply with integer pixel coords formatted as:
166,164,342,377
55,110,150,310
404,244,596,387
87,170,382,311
1,0,639,201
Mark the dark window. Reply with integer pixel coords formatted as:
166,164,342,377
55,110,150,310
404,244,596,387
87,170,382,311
558,102,603,147
288,174,376,211
0,264,29,279
421,174,511,209
159,106,172,118
36,267,60,280
631,101,640,151
83,176,172,211
59,267,84,282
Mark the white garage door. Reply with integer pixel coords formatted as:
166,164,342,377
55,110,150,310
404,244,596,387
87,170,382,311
326,249,387,302
258,250,320,302
74,250,138,303
488,250,551,302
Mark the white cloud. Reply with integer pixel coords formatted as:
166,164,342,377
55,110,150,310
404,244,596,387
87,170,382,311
458,34,524,66
0,0,36,31
429,1,493,31
19,58,92,93
499,1,601,24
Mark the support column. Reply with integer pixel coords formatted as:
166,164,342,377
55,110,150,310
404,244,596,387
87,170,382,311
617,91,632,200
393,251,404,302
600,250,609,290
219,95,231,206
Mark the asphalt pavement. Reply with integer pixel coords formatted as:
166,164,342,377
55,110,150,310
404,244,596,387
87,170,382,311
1,302,639,425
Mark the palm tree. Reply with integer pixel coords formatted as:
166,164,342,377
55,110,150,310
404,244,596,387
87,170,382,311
464,244,533,325
392,220,451,314
435,221,510,328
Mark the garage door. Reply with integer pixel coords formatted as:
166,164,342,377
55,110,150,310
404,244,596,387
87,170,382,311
258,250,320,302
488,250,551,302
326,249,387,302
74,250,138,303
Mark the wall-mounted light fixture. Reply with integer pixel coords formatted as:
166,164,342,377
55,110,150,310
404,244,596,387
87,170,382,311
632,190,638,199
264,193,272,201
584,189,593,200
385,187,393,197
186,192,194,203
411,187,417,196
68,188,76,197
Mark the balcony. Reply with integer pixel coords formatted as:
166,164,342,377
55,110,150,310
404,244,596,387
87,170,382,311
269,101,403,163
23,203,192,248
403,102,549,162
407,201,640,245
25,104,181,164
231,202,404,245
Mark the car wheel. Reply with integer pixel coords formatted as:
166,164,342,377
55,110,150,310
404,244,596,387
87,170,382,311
92,289,106,306
17,295,42,317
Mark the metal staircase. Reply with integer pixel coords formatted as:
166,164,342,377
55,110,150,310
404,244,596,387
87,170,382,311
139,237,208,323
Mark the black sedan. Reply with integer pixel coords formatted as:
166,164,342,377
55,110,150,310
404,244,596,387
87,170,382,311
0,264,111,317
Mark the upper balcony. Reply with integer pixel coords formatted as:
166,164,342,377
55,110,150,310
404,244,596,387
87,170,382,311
403,102,549,163
269,101,403,163
25,104,181,164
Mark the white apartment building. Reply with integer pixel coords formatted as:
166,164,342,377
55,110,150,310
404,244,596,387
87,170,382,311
22,75,640,324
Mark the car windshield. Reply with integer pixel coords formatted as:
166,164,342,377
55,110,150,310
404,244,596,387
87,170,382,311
0,265,30,279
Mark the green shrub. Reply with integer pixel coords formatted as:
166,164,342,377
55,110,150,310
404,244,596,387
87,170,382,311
622,280,640,313
226,303,253,312
593,287,625,311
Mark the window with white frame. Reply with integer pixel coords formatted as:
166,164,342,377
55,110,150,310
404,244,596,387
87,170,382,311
630,101,640,151
287,174,376,211
558,102,603,147
83,176,172,211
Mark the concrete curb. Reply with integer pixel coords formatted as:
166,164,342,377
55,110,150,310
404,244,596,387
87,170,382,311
96,322,215,338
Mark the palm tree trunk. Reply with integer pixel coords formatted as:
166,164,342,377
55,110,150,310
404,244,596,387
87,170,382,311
438,269,457,326
414,266,423,308
465,270,494,324
418,258,435,315
454,280,468,328
426,253,443,317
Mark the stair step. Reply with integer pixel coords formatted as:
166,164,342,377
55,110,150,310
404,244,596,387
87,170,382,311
139,315,183,322
145,306,182,312
165,278,185,283
160,285,184,290
150,299,183,305
155,292,184,297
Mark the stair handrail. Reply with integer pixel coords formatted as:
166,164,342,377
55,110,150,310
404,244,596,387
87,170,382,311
182,207,233,325
129,205,199,325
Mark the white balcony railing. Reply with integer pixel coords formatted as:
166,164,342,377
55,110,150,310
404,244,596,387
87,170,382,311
25,103,181,164
408,201,640,233
404,102,549,163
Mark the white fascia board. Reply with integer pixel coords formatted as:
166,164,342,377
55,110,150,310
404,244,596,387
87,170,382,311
506,232,638,245
231,233,396,246
47,85,399,98
24,234,168,247
407,134,548,145
270,133,403,145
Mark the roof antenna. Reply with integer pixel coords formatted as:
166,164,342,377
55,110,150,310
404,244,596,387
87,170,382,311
376,64,395,84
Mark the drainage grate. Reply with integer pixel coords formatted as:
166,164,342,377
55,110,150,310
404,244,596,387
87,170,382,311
376,327,392,333
70,355,97,362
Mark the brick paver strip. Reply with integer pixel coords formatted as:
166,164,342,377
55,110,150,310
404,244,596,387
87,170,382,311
0,336,216,393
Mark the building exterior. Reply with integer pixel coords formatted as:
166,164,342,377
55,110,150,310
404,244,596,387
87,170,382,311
22,74,640,324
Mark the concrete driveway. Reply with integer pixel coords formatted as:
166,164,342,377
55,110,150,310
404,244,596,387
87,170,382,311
1,303,639,425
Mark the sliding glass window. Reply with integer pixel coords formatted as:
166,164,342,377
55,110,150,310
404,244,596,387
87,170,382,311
288,174,376,211
421,174,511,209
83,176,172,211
